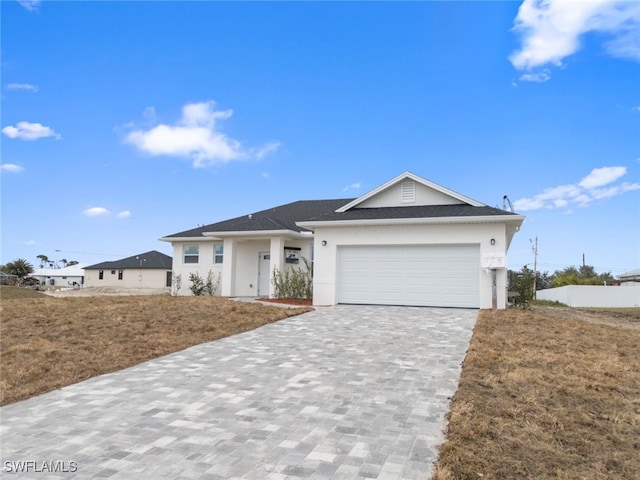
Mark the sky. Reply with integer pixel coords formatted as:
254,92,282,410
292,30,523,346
1,0,639,277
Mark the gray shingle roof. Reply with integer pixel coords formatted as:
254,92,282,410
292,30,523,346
164,199,354,238
85,250,172,270
304,204,515,222
164,199,518,239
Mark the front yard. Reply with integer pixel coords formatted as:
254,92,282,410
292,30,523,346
0,287,311,405
433,306,640,480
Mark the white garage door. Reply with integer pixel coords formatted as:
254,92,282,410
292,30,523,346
337,245,479,308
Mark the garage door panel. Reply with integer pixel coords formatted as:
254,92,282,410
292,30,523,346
337,245,479,308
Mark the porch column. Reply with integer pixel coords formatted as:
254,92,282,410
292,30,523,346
269,237,285,298
221,238,237,297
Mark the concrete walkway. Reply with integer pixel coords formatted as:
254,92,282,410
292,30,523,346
0,305,478,480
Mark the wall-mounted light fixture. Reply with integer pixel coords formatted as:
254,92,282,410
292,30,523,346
321,240,327,246
490,238,496,246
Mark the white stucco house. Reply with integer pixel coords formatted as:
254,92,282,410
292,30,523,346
162,172,525,309
84,250,172,290
30,263,88,288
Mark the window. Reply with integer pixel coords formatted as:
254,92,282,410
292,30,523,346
118,270,123,280
99,270,104,280
184,245,199,264
166,271,172,287
111,270,116,275
214,244,224,264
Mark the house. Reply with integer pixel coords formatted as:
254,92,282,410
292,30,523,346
0,270,18,285
84,250,172,290
30,263,87,288
162,172,524,308
617,268,640,285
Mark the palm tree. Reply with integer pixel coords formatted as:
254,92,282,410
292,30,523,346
5,258,34,280
36,254,50,269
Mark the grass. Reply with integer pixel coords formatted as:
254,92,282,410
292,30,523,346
0,288,311,406
433,308,640,480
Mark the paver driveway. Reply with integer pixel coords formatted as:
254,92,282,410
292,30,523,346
0,305,478,480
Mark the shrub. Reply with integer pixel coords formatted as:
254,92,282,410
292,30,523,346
511,266,535,309
272,257,312,300
188,272,205,296
204,270,221,296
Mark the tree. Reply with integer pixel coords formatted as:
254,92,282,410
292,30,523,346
5,258,34,280
510,265,535,308
67,260,79,266
550,265,615,287
36,254,50,269
60,258,68,268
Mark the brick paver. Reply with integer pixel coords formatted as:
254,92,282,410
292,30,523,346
0,305,477,479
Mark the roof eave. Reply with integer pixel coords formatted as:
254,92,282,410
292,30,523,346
201,229,313,239
297,214,525,229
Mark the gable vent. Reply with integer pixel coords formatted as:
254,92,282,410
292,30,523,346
401,181,416,203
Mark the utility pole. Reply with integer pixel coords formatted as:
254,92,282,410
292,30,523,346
530,237,538,298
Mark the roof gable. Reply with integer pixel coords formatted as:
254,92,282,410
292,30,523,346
336,171,483,212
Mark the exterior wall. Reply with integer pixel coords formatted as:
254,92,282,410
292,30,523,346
170,238,313,297
537,285,640,307
32,275,84,288
359,182,464,208
312,222,510,309
84,268,170,289
171,240,223,295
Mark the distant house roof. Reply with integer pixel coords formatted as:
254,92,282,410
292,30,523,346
31,263,88,278
0,270,17,278
618,268,640,280
85,251,172,270
162,199,518,239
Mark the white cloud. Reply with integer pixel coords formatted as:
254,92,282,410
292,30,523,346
343,182,362,192
513,165,640,211
518,70,551,83
24,240,37,246
578,165,627,188
510,0,640,74
6,83,39,93
2,121,61,141
83,207,110,217
124,101,279,168
0,164,24,173
17,0,40,12
117,210,132,219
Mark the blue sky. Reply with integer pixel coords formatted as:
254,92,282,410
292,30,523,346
2,0,639,276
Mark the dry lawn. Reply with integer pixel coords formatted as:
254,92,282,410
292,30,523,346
433,307,640,480
0,287,311,405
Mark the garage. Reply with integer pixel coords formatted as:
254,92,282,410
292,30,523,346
337,244,480,308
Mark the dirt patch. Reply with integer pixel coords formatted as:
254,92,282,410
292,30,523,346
532,305,640,330
257,297,313,306
43,286,169,297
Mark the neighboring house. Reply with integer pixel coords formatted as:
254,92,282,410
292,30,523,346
84,251,172,290
30,263,87,288
0,271,18,285
162,172,524,309
617,268,640,285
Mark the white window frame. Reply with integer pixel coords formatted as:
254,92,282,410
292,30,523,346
214,244,224,264
184,245,199,264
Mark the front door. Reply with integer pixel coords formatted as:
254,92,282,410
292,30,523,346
258,252,271,296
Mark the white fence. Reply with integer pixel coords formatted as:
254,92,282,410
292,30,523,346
536,284,640,308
